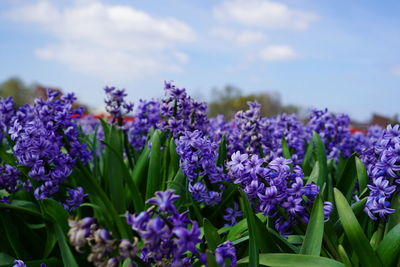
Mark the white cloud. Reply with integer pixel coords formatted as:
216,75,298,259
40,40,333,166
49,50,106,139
213,0,317,30
259,45,298,61
210,27,266,45
7,0,195,80
389,66,400,76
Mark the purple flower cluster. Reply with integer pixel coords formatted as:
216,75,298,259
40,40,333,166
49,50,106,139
79,115,105,141
306,109,354,161
104,86,134,122
0,96,15,141
158,82,208,137
225,103,308,164
126,190,204,266
260,113,308,164
68,217,138,266
227,102,263,155
127,99,160,150
227,152,331,235
175,130,227,205
0,164,20,193
208,115,230,143
358,125,400,220
8,90,90,210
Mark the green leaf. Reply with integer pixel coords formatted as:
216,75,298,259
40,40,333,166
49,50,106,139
0,215,28,259
387,194,400,231
103,125,126,213
334,197,367,236
208,183,238,219
204,219,223,251
0,252,14,265
334,188,382,267
226,217,248,241
355,157,368,194
102,141,144,212
302,141,314,175
167,138,180,183
238,254,345,267
0,200,42,218
337,244,352,267
206,250,219,267
306,162,319,185
131,142,150,189
281,137,291,159
376,224,400,267
54,223,78,267
336,154,357,201
168,169,190,211
42,223,57,259
41,199,78,267
313,132,328,187
75,166,130,239
300,196,324,256
145,130,162,203
239,189,259,267
217,135,227,166
42,199,69,232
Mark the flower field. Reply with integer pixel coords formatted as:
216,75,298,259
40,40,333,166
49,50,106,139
0,82,399,267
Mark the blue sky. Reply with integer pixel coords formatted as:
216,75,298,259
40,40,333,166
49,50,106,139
0,0,399,121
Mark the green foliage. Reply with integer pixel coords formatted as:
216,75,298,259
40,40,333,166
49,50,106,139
208,85,300,118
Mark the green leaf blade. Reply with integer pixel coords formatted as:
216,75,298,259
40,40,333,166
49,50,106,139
334,188,382,267
238,254,344,267
300,196,324,256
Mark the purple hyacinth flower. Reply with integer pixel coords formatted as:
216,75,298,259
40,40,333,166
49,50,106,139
13,260,26,267
64,187,88,212
146,189,180,214
215,241,237,267
173,222,201,255
223,202,243,225
227,151,248,174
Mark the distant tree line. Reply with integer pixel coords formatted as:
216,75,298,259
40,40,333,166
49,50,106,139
0,77,88,111
208,85,301,119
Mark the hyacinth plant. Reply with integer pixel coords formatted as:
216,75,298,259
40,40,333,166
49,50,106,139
0,83,399,267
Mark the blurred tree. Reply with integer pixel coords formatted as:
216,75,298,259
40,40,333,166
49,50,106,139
0,77,33,107
208,85,300,118
0,77,89,112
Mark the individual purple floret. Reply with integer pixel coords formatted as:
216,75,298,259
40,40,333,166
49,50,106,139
223,202,243,226
126,189,203,266
8,90,91,204
63,187,88,212
323,201,333,222
127,99,160,150
146,189,180,214
158,81,209,137
175,130,227,205
12,260,26,267
215,241,237,267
